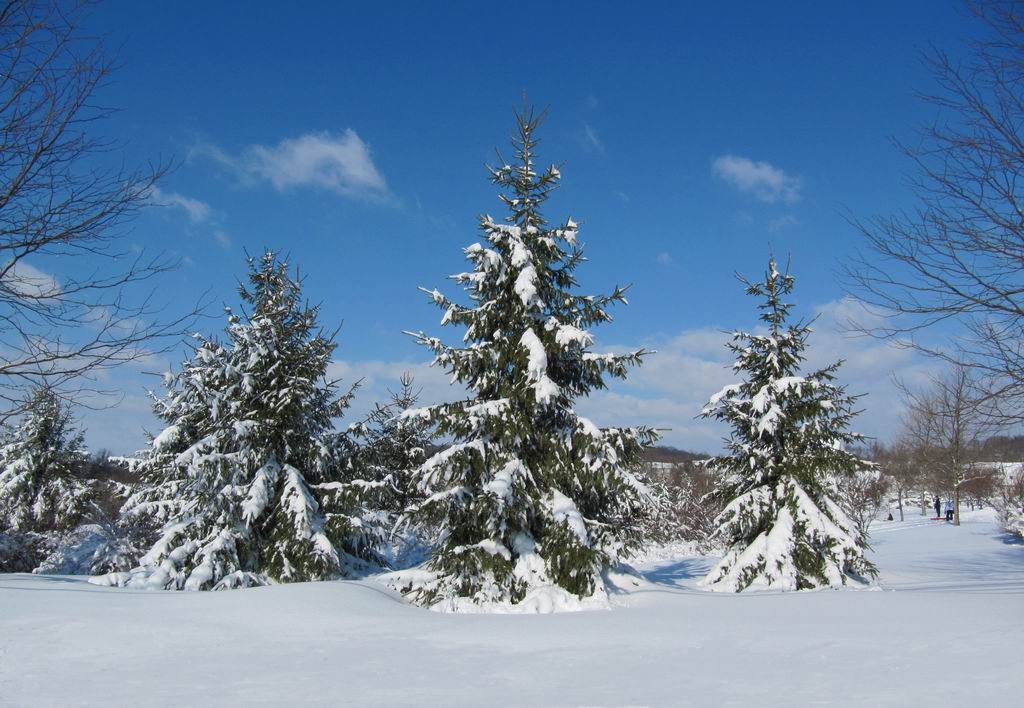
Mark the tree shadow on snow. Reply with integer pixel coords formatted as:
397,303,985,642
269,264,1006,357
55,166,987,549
998,532,1024,546
641,557,717,588
0,573,101,593
887,549,1024,594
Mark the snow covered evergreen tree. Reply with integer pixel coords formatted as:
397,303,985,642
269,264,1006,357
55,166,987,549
400,110,658,610
103,251,383,590
0,386,94,535
351,373,432,514
699,257,877,592
350,373,435,566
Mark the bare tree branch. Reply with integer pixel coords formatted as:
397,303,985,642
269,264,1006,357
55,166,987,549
898,364,1000,525
0,0,200,421
843,1,1024,423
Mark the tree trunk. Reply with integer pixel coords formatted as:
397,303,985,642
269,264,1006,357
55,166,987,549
898,489,905,522
954,484,961,527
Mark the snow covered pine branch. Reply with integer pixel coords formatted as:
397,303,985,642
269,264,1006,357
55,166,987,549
699,257,877,592
395,108,659,611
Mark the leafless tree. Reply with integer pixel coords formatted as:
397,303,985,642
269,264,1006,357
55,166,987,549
870,441,920,522
844,2,1024,423
831,457,890,535
900,365,998,525
641,458,722,551
0,0,192,420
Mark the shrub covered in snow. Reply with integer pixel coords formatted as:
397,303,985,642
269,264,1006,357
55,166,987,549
35,494,157,576
97,252,385,590
699,257,877,592
396,110,658,611
0,530,50,572
993,462,1024,539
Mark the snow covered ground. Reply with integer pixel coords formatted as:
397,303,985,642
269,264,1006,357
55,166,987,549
2,509,1021,707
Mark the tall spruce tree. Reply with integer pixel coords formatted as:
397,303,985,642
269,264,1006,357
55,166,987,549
0,386,94,535
400,110,658,610
699,257,876,592
102,251,383,590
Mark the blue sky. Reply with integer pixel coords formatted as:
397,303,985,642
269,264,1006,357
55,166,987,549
68,1,976,453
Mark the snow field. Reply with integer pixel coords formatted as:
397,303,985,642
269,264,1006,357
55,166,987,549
2,509,1021,707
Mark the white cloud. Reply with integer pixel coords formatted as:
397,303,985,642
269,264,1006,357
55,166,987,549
149,186,212,223
79,389,160,455
80,298,932,457
326,357,467,428
196,130,389,200
712,155,802,204
577,391,727,452
583,298,937,452
768,214,798,232
148,186,233,250
1,261,61,299
187,141,234,170
83,357,456,455
656,252,675,267
579,123,605,154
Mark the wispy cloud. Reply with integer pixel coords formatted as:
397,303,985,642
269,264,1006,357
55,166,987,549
85,357,456,455
148,186,232,250
712,155,802,204
149,186,212,223
194,129,390,201
656,252,676,267
576,297,936,452
579,122,605,154
79,294,932,457
1,261,61,299
768,214,798,232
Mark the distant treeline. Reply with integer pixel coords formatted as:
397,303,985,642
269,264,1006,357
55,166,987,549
976,436,1024,461
640,446,709,464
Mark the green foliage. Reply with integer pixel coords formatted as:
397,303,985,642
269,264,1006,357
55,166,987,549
350,373,433,513
401,110,658,609
117,251,383,590
700,257,877,592
0,386,94,534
